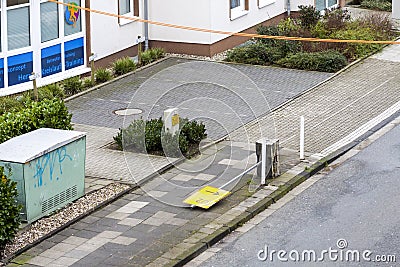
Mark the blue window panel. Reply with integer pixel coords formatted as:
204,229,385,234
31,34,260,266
41,44,62,77
64,37,84,70
8,52,33,86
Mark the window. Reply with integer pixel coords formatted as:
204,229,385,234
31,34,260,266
316,0,338,11
230,0,248,20
119,0,131,15
258,0,275,8
230,0,240,9
64,0,81,36
41,1,59,42
118,0,138,25
7,6,30,50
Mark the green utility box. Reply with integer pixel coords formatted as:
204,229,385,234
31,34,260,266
0,128,86,223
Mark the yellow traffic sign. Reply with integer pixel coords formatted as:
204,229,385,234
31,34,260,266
184,186,231,209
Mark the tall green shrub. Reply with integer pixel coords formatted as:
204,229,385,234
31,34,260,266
0,166,22,257
63,76,83,96
0,99,72,144
277,51,347,72
112,57,137,76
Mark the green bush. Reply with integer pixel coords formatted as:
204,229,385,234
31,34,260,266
82,77,94,89
139,48,166,66
225,42,284,65
330,27,383,59
256,25,301,55
298,5,321,29
277,51,348,72
0,166,22,257
139,50,153,65
149,47,165,60
0,97,24,115
38,83,65,100
63,76,83,96
0,99,73,143
95,68,113,84
114,117,207,157
112,57,137,76
180,118,207,143
360,0,392,11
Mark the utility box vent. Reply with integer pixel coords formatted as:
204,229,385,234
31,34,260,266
42,185,78,213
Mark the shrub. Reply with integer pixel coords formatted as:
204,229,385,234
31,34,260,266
360,0,392,11
0,99,72,143
225,42,284,65
139,50,153,65
63,76,83,96
180,118,207,143
38,83,65,100
112,57,137,76
82,77,94,89
256,25,301,55
149,47,165,60
323,8,351,31
277,51,348,72
114,117,206,157
298,5,321,29
95,68,113,84
0,166,22,257
330,27,383,59
162,131,189,157
139,48,165,66
357,13,394,39
0,97,24,115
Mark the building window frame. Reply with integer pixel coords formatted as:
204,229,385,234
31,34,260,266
229,0,248,21
258,0,275,9
118,0,138,25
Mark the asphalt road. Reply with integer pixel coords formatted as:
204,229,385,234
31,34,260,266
200,123,400,266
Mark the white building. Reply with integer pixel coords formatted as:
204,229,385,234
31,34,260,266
0,0,340,96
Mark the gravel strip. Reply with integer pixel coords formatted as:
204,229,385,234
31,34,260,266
166,51,228,62
0,183,130,263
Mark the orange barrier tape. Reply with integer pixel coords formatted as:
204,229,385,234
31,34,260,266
51,0,400,45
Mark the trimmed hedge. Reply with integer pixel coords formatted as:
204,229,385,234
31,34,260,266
277,51,348,73
0,166,21,257
360,0,392,11
225,42,284,65
0,99,72,144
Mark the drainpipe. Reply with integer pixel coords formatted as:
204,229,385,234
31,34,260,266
144,0,149,50
287,0,291,17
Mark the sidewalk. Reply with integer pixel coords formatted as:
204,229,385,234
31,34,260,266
8,44,400,266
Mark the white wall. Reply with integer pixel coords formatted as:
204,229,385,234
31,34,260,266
90,0,144,60
148,0,314,45
209,0,286,43
148,0,211,44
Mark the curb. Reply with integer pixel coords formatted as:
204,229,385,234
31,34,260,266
1,184,138,265
169,110,400,267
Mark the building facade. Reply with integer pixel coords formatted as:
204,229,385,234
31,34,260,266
0,0,339,96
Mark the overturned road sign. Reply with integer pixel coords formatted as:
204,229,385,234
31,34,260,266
184,186,231,209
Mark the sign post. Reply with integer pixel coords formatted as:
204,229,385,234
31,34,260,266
29,72,40,102
89,53,97,84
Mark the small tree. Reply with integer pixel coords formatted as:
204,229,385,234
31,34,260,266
0,166,22,258
298,5,321,29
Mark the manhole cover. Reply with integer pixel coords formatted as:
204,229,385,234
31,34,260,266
114,108,143,116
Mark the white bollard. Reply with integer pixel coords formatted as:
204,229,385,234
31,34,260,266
163,108,180,135
300,116,305,160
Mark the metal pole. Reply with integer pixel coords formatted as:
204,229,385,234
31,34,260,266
300,116,305,160
143,0,149,51
261,139,266,184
